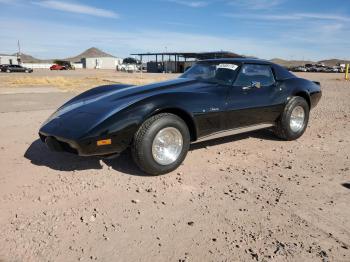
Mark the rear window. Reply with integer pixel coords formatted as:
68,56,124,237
272,64,295,80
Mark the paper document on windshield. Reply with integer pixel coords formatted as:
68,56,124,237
217,64,238,71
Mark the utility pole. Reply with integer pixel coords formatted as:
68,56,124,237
140,55,143,78
165,46,168,73
17,40,22,64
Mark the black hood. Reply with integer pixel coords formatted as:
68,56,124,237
65,78,197,107
40,78,197,140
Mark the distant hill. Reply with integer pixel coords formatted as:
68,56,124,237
12,52,53,63
65,47,114,62
4,48,349,66
270,58,314,68
270,58,350,67
318,59,350,66
8,47,115,63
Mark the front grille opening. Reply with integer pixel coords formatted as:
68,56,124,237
41,134,78,155
58,140,78,154
39,133,47,142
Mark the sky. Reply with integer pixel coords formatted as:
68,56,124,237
0,0,349,60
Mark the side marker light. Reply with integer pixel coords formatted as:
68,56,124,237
97,139,112,146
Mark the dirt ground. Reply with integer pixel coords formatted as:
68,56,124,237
0,69,177,92
0,71,349,262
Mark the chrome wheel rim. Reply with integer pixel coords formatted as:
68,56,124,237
290,106,305,132
152,127,183,165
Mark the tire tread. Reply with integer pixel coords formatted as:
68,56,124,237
131,113,174,174
273,96,309,140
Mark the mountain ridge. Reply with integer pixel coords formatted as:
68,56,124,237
65,47,114,63
9,47,115,63
2,48,349,66
270,58,350,67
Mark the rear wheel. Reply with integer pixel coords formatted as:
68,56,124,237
6,69,10,73
131,113,190,175
273,96,309,140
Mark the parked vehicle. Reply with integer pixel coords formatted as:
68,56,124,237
293,66,307,72
39,58,322,175
307,66,318,72
1,64,33,73
52,60,75,70
329,67,340,73
117,63,140,72
50,64,67,70
290,64,341,73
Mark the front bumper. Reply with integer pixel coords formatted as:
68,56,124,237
39,132,127,157
40,133,79,154
38,106,136,157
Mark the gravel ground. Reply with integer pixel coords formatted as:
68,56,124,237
0,72,349,262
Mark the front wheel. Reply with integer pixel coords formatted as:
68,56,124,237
131,113,190,175
273,96,309,140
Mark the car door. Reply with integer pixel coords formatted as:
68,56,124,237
13,65,21,72
193,82,230,138
225,63,284,129
193,65,238,138
18,65,25,72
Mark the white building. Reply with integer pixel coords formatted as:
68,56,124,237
81,57,122,69
22,63,53,69
0,54,19,65
73,62,83,69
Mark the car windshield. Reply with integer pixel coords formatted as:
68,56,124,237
180,62,240,85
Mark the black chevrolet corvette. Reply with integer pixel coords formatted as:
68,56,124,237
39,58,322,175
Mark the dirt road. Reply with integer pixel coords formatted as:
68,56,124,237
0,73,349,261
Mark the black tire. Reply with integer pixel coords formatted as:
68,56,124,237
131,113,190,175
6,69,10,73
273,96,309,140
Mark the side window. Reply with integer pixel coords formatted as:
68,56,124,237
215,68,238,85
234,64,275,87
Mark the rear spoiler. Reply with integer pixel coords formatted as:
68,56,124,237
312,81,321,86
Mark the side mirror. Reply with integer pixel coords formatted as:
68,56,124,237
242,81,261,90
251,81,261,89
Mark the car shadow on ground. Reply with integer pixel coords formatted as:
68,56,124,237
24,129,280,176
24,139,102,171
341,183,350,190
24,139,145,176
